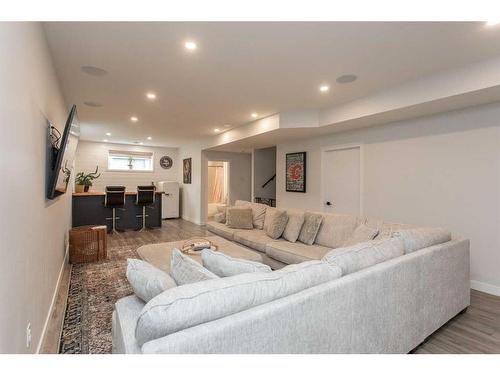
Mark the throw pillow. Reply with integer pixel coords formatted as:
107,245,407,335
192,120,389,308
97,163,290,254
214,211,226,223
126,259,177,302
282,209,305,243
201,248,272,277
391,227,451,254
298,212,324,245
322,238,404,276
170,248,219,286
226,207,253,229
234,200,267,229
263,208,288,239
135,260,342,346
314,213,359,248
343,223,379,246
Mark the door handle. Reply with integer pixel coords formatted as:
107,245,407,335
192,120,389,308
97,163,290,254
326,201,333,206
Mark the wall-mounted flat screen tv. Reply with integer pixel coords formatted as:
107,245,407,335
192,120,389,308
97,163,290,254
47,105,80,199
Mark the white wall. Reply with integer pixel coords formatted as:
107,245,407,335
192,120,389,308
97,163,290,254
0,23,71,353
253,147,276,200
75,141,179,191
276,102,500,295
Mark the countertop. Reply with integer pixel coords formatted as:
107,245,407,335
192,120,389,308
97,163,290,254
73,191,163,197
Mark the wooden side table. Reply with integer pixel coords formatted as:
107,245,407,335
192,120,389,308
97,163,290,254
69,225,108,264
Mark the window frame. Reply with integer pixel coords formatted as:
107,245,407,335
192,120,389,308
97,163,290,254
107,150,155,173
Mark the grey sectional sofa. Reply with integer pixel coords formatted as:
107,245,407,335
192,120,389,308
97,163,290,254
112,201,470,353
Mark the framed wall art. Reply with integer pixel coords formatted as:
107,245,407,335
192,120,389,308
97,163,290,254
285,152,306,193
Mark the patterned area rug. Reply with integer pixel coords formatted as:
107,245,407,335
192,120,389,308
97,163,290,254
59,221,208,354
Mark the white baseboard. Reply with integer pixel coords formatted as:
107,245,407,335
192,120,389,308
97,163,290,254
470,279,500,297
182,215,203,225
36,247,68,354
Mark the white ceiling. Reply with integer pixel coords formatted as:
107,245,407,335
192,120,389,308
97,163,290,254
43,22,500,147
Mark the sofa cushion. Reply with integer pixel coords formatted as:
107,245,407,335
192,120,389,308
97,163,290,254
298,212,324,245
366,218,415,240
126,259,177,303
170,249,219,286
282,209,305,243
233,229,273,253
343,223,379,247
213,212,226,223
201,248,271,277
392,227,451,254
264,209,288,239
235,200,267,229
206,221,240,240
265,240,331,264
322,238,404,275
113,295,145,354
315,213,359,248
135,260,342,346
226,207,254,229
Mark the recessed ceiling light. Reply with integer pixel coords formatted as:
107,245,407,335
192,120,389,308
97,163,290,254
105,132,111,136
486,21,500,26
80,65,108,76
251,113,258,118
130,116,138,122
83,101,103,107
147,136,152,140
336,74,357,84
146,92,156,100
319,85,330,93
214,128,220,133
139,142,144,145
184,41,197,51
103,139,108,142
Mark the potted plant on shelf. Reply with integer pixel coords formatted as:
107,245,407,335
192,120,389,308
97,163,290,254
75,166,101,193
127,156,134,170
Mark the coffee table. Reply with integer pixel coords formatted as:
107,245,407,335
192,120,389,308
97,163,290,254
136,235,264,273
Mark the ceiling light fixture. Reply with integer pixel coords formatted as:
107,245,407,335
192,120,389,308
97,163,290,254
336,74,358,84
105,132,111,136
103,139,108,142
130,116,138,122
147,136,152,140
214,128,220,133
146,92,156,100
319,85,330,93
184,41,197,51
251,113,258,118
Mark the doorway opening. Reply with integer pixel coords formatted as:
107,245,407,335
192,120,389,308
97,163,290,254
207,161,229,219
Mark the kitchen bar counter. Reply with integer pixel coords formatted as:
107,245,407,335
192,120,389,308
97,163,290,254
72,191,162,231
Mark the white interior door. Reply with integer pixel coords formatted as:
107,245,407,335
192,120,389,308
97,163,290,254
322,146,361,215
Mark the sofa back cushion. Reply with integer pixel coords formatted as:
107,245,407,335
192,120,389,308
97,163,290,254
392,227,451,254
201,248,272,277
298,212,324,245
226,207,254,229
135,260,342,345
366,218,416,240
315,213,359,248
282,209,305,243
170,249,219,286
322,238,404,275
235,200,267,229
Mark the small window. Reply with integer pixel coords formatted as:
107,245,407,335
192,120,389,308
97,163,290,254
108,150,154,172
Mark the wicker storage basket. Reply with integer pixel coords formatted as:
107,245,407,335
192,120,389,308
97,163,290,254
69,225,107,264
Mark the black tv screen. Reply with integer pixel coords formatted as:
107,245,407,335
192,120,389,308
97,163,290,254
47,105,80,199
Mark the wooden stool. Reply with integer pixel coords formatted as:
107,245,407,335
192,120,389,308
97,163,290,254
69,225,107,264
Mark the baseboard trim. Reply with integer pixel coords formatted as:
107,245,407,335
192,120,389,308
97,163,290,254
182,215,203,225
36,247,68,354
470,279,500,297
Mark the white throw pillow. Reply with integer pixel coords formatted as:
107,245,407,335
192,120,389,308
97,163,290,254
126,259,177,302
282,209,305,243
170,249,219,286
392,227,451,253
201,248,272,277
343,223,379,246
135,260,342,345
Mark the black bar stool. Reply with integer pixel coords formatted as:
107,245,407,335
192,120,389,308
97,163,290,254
105,186,126,234
136,185,156,231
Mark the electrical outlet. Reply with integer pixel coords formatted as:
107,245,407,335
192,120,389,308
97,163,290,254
26,322,32,349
